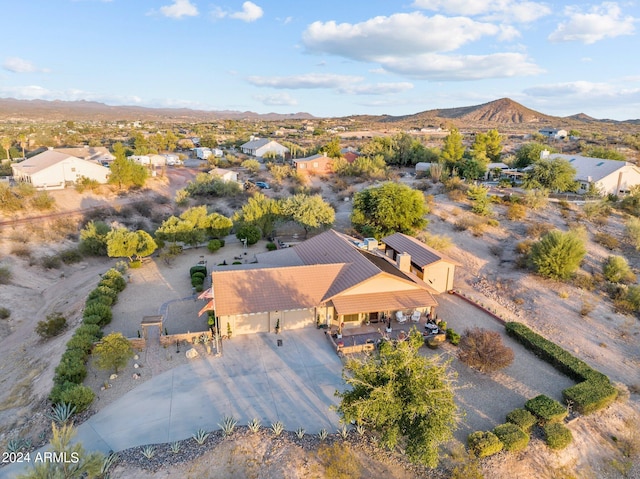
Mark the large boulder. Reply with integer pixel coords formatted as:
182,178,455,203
186,348,199,359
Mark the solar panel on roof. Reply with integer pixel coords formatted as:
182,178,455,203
597,162,605,166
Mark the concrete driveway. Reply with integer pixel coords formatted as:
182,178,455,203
76,329,344,453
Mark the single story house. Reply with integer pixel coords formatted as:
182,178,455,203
293,153,332,174
128,155,150,165
341,147,360,164
55,146,115,165
240,138,289,159
539,128,567,140
209,167,238,183
200,230,446,336
541,150,640,196
381,233,460,293
12,149,110,189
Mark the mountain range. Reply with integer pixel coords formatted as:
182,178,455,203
0,97,637,126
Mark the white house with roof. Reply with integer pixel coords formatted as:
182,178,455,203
209,167,238,183
541,150,640,196
55,146,115,165
12,150,110,189
240,138,289,159
539,128,567,140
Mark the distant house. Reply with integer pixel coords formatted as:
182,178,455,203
209,167,238,183
539,128,567,140
55,146,115,165
240,138,289,159
293,153,332,174
12,149,110,190
541,150,640,195
340,147,360,164
128,155,150,165
381,233,460,293
148,154,167,167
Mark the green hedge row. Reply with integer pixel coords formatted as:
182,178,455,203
467,431,503,458
505,322,617,414
50,267,126,413
493,423,529,452
525,395,567,424
506,408,537,432
543,423,573,450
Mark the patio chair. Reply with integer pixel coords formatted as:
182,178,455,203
395,311,407,324
411,310,421,322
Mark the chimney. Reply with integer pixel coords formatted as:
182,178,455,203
364,238,378,251
396,252,411,273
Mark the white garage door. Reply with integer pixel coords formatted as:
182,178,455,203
234,312,270,335
283,309,315,330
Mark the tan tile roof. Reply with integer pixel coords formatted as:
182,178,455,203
331,290,438,315
212,263,344,316
382,233,461,268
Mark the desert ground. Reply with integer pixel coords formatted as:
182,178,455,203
1,169,640,478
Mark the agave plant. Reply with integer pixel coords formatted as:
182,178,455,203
101,452,119,477
141,445,155,460
6,439,24,453
47,403,76,425
219,416,237,437
170,441,181,454
355,423,366,437
318,428,328,441
338,424,349,439
295,427,305,439
270,421,285,437
193,428,210,445
247,417,261,434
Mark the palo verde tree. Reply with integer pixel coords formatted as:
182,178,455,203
93,332,134,374
440,128,465,171
106,228,157,263
522,157,578,192
528,229,586,280
233,192,281,238
351,182,428,238
108,142,148,190
279,194,335,237
513,142,554,169
335,329,458,467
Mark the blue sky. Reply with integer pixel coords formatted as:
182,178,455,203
1,0,639,120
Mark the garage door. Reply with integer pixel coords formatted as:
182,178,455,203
283,309,315,330
234,312,270,335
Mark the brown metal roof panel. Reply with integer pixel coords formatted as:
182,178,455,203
331,290,438,316
382,233,461,267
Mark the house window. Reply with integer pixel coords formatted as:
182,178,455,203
343,313,359,322
299,163,306,169
71,168,76,172
313,162,319,168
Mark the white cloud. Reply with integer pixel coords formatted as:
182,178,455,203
253,93,298,106
247,73,363,89
0,85,143,104
523,80,628,97
303,12,500,59
549,2,636,44
159,0,198,19
247,73,413,96
230,1,263,22
379,52,543,80
412,0,551,23
3,57,49,74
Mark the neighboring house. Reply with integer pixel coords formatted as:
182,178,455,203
541,150,640,196
163,154,181,166
341,147,360,164
381,233,460,293
485,162,515,180
148,154,167,167
209,167,238,183
193,147,212,160
12,149,110,189
415,162,431,174
539,128,567,140
293,153,332,174
55,146,115,165
128,155,150,165
240,138,289,159
200,230,444,336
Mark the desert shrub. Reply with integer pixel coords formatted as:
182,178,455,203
207,239,223,252
543,423,573,450
443,176,466,192
10,245,32,258
54,349,87,385
580,300,595,316
506,408,537,432
493,423,529,452
317,442,361,479
416,231,453,251
195,284,203,292
57,384,95,413
603,255,636,284
191,272,205,281
446,328,460,346
66,333,96,359
523,189,549,210
447,189,467,202
467,185,492,216
82,314,103,326
458,327,514,373
129,260,142,269
266,242,277,251
515,240,533,256
82,302,112,327
190,265,207,277
454,216,483,232
525,395,567,424
41,254,62,269
30,191,55,210
467,431,503,458
0,266,11,284
572,272,595,291
89,285,118,303
506,203,527,221
0,307,10,319
58,248,83,264
624,217,640,250
528,230,586,280
594,232,619,250
100,269,126,292
85,295,113,308
525,222,554,238
75,324,103,341
626,285,640,311
36,313,67,339
191,276,204,287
